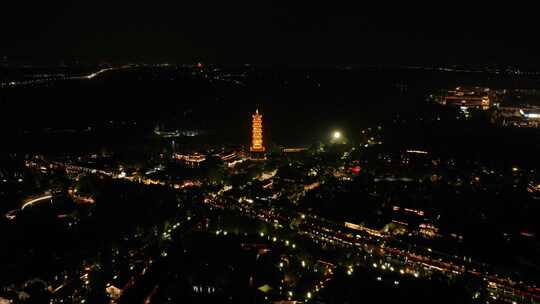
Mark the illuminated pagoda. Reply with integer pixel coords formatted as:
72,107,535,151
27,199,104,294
250,109,266,153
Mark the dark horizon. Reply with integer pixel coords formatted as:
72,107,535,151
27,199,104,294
3,3,540,66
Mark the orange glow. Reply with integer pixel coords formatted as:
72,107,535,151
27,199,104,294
250,109,265,152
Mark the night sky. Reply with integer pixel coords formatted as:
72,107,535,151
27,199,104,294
2,2,540,65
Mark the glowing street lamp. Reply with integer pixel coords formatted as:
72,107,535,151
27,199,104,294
330,130,346,144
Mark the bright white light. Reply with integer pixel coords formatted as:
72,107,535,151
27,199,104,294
333,131,342,139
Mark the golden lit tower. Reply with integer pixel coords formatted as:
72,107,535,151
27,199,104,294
250,109,265,152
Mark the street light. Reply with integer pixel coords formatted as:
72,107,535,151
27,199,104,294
332,131,342,140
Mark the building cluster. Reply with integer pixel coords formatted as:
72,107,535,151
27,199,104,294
492,104,540,128
434,86,540,128
5,106,540,303
213,150,247,168
438,87,491,110
172,152,206,167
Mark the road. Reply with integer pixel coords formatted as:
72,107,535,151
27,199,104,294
205,190,540,304
25,157,540,303
21,194,52,210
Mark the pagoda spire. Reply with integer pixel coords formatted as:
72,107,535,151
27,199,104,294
250,109,265,152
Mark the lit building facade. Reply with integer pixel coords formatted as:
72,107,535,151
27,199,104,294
443,94,490,110
492,105,540,128
173,152,206,167
250,109,265,152
439,87,491,110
